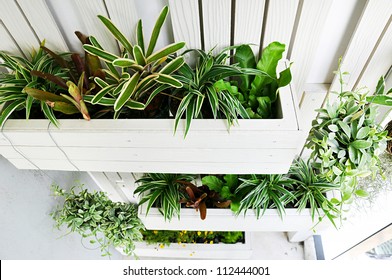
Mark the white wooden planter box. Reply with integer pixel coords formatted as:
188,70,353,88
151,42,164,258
138,204,321,233
119,232,252,259
0,84,301,174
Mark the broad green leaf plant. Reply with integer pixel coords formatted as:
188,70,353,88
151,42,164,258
234,42,292,118
51,184,144,257
83,6,185,117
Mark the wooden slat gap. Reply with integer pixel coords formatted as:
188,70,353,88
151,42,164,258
258,0,270,58
286,0,304,61
0,19,26,58
198,0,205,50
14,0,41,44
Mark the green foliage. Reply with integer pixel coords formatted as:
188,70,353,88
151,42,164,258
202,174,240,211
83,6,185,116
289,158,341,227
142,229,244,246
172,47,264,136
234,42,292,119
235,174,296,219
306,69,388,203
134,173,195,221
0,44,73,126
50,184,144,257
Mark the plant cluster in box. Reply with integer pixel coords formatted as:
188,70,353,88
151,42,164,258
0,6,291,137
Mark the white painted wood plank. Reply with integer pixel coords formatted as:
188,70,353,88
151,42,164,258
0,24,23,56
330,0,392,95
289,0,332,99
118,172,138,203
234,0,265,56
49,131,299,149
88,171,127,202
104,0,138,47
355,18,392,93
168,0,201,49
16,0,68,52
202,0,231,53
262,0,298,57
72,160,294,174
103,171,122,184
61,147,295,163
0,0,39,56
72,0,119,54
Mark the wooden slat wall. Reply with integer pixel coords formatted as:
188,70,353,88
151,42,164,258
16,0,68,52
330,0,392,97
262,0,299,58
72,0,119,54
168,0,202,50
233,0,265,56
0,0,39,56
288,0,333,99
202,0,232,54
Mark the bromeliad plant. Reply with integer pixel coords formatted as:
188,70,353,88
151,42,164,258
82,6,185,118
51,184,145,257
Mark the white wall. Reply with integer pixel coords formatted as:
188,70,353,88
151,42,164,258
0,155,122,260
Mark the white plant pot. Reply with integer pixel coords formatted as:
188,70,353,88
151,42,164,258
0,83,301,174
138,203,321,233
119,232,252,259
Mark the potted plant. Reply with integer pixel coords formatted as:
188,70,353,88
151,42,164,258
0,5,301,175
130,230,252,259
50,184,145,257
134,170,337,238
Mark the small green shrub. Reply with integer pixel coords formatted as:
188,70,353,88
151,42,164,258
50,184,144,257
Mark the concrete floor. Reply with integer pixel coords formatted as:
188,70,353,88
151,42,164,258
0,155,305,260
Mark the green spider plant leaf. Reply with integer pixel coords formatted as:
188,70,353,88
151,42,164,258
114,72,141,111
25,94,34,119
146,6,169,57
112,58,137,68
89,36,120,78
156,73,182,88
41,102,59,127
143,84,171,108
91,85,116,104
0,99,25,128
125,100,145,110
159,56,185,74
146,42,186,64
133,45,146,66
174,93,194,134
136,19,145,54
97,15,133,54
185,97,196,137
94,77,110,89
83,45,118,63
